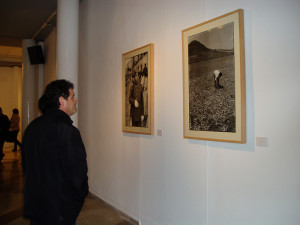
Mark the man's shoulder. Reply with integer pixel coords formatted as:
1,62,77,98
44,109,72,123
27,110,72,128
24,113,78,138
0,114,9,120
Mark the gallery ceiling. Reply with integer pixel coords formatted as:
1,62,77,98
0,0,57,66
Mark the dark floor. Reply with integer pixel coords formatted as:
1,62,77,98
0,148,136,225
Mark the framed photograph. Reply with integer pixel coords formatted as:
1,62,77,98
182,9,246,143
122,43,154,135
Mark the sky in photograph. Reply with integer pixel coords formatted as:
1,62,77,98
188,22,234,50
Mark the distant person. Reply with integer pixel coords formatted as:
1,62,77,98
9,108,22,151
214,70,223,88
129,72,144,127
22,79,89,225
142,63,148,77
141,63,148,127
0,107,9,162
125,76,134,126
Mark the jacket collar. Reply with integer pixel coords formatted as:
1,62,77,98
44,108,73,124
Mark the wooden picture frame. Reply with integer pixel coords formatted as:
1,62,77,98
122,43,154,135
182,9,246,143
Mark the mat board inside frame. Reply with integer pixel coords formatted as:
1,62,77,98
182,9,246,143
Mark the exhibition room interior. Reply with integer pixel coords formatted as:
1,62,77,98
0,0,134,224
1,0,299,225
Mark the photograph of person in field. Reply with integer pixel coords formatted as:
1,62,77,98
188,22,236,132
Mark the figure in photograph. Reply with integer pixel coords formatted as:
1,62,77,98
188,22,236,132
125,66,133,126
124,52,149,128
141,63,148,127
214,70,223,89
129,71,144,127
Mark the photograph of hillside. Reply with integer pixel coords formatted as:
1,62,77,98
188,22,236,132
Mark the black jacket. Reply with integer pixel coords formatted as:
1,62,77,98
22,109,88,225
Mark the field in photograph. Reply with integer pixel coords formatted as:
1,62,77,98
188,55,236,132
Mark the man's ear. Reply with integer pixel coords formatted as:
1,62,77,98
58,96,65,108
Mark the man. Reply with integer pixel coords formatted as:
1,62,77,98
142,63,148,77
22,80,88,225
129,72,144,127
141,63,148,127
0,107,9,162
214,70,224,88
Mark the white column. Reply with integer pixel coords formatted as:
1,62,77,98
22,39,36,131
37,41,45,117
56,0,79,126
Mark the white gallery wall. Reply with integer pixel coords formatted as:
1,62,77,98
78,0,300,224
44,28,57,87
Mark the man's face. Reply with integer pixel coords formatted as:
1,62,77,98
134,74,140,84
59,89,78,116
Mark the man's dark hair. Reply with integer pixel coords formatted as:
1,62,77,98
39,79,74,114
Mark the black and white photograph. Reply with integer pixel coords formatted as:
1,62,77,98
188,22,235,132
122,44,154,135
182,9,246,143
125,53,148,127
